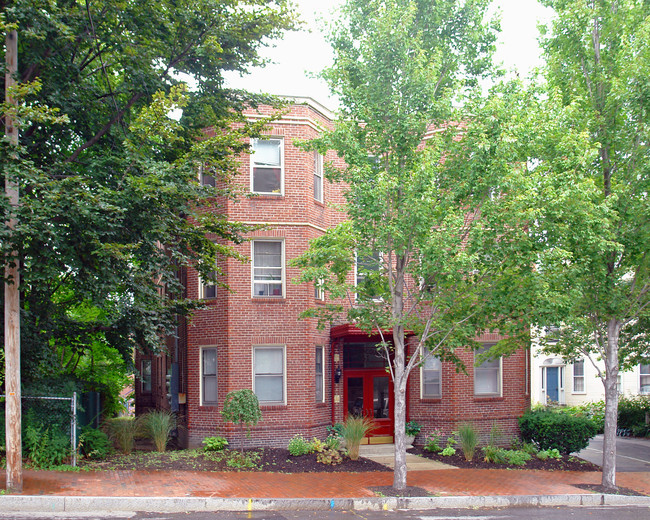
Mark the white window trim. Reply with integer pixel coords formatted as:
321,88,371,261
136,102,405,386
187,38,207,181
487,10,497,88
420,350,442,399
474,345,502,397
253,345,287,405
315,346,325,403
141,359,152,394
314,152,323,202
198,164,216,187
250,138,284,195
200,346,218,405
251,239,285,298
572,359,586,394
314,278,325,301
354,251,383,302
199,272,217,299
640,363,650,395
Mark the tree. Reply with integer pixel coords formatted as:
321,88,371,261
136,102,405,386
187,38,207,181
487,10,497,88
0,1,297,388
526,0,650,490
220,389,262,451
292,0,533,490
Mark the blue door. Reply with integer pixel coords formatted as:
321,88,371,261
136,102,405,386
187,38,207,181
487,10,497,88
546,367,559,403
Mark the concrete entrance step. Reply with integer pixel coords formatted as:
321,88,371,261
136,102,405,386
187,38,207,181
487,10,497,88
359,443,457,471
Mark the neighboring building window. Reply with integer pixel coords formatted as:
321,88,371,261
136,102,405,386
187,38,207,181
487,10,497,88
199,271,217,299
141,359,152,393
254,346,285,404
315,346,324,403
314,278,325,301
199,165,216,187
641,363,650,394
421,352,442,398
202,348,218,405
252,240,284,297
573,359,585,393
314,152,323,202
251,138,283,194
474,344,501,396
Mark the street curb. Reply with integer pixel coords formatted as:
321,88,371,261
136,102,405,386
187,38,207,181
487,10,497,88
1,494,650,512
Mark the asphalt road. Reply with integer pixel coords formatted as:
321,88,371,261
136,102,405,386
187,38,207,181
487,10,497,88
577,434,650,472
1,506,649,520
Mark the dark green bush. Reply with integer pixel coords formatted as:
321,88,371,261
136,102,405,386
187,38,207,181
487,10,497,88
519,409,597,454
561,401,605,433
79,426,112,459
618,395,650,434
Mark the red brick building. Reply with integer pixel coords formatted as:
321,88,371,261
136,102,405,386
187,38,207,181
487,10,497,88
135,98,530,448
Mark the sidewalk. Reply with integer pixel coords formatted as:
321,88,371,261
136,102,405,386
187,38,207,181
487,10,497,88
1,446,650,512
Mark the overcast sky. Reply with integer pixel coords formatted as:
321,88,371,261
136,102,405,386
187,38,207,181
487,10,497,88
224,0,555,109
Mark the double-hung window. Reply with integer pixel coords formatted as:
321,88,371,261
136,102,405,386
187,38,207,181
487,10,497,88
251,138,283,194
315,346,324,403
199,270,217,299
474,344,501,396
573,359,585,393
314,152,323,202
640,363,650,394
421,353,442,398
199,165,216,187
141,359,152,393
252,240,283,297
202,348,218,405
314,278,325,301
254,346,285,404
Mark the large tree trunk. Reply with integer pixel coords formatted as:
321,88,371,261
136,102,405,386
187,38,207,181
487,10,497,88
601,319,621,490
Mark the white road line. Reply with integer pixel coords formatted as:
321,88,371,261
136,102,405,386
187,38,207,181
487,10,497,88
583,447,650,464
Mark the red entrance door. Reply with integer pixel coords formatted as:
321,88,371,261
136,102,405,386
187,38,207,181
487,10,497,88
344,370,394,439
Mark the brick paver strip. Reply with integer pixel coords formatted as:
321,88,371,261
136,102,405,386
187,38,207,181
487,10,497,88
2,469,649,498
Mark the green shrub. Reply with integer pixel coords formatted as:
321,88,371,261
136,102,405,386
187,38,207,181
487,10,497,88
324,434,341,450
405,421,422,437
317,447,342,465
537,448,561,460
104,416,138,454
220,390,262,450
341,416,375,460
560,401,605,433
482,445,507,464
519,409,597,454
24,423,70,468
424,430,443,453
203,436,229,452
79,427,111,460
618,395,650,433
441,446,456,456
502,449,531,466
139,410,176,452
287,435,314,456
326,423,344,438
457,423,478,461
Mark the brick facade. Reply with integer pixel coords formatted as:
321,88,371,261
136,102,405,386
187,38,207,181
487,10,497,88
135,98,530,448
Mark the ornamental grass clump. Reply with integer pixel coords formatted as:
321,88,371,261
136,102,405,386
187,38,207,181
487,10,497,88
458,422,478,461
341,416,375,460
139,410,177,452
105,416,138,455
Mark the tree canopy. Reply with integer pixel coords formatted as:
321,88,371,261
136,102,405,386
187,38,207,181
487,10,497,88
523,0,650,490
292,0,537,490
0,0,298,390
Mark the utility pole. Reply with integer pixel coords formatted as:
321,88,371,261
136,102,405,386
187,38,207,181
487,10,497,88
5,28,22,493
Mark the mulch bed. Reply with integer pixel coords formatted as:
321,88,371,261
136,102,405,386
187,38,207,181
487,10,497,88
78,447,392,473
572,483,646,496
369,486,433,497
408,446,602,472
